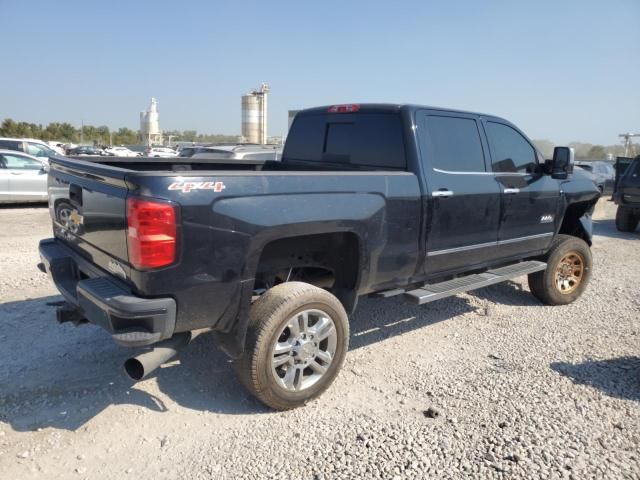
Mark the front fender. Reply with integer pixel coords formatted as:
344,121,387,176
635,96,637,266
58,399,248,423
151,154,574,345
579,213,593,244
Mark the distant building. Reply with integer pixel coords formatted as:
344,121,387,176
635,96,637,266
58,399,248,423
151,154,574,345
140,98,163,146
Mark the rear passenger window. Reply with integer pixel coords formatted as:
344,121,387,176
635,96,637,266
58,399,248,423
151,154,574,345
0,140,21,150
283,113,406,169
486,122,537,174
425,116,486,172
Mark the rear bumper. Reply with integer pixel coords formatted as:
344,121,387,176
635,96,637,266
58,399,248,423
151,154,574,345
38,238,176,347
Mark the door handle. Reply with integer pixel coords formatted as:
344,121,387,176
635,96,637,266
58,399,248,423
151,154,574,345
10,172,25,175
503,188,520,194
432,189,454,198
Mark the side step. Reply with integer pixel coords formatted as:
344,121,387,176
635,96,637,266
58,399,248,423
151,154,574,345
403,260,547,305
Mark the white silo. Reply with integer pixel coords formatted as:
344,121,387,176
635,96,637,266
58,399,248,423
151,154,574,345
241,84,269,144
140,98,163,146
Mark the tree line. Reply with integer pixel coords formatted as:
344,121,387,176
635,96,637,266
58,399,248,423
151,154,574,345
532,139,632,160
0,118,239,146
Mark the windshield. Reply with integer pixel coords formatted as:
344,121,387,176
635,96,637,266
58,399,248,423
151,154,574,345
26,142,55,157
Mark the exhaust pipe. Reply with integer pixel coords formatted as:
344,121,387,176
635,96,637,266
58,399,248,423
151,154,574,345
124,332,192,381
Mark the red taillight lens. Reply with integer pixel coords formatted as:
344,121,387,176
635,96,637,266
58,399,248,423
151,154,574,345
327,104,360,113
126,197,177,269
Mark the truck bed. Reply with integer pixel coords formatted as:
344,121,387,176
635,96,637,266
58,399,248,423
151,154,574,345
66,155,269,172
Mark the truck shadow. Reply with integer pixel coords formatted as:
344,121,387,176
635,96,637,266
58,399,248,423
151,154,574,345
593,218,639,240
0,202,48,210
0,282,536,432
550,357,640,402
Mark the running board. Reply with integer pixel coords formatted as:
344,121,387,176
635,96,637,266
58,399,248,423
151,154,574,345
403,260,547,305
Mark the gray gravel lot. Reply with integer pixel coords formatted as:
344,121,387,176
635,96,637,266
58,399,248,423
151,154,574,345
0,199,638,479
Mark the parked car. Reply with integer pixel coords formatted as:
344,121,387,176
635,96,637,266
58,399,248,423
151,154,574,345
575,161,615,193
104,146,141,157
145,146,177,158
67,145,103,156
613,155,640,232
184,144,282,161
0,150,48,203
39,103,599,410
0,137,60,161
47,141,67,155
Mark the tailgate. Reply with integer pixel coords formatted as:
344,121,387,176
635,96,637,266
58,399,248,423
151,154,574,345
48,157,131,276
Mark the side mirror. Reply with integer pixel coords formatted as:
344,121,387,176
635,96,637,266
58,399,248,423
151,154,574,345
551,146,574,179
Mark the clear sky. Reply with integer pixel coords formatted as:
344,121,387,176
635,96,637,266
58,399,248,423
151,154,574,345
1,0,638,144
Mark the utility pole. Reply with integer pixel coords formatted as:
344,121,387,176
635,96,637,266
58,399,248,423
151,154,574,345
619,133,640,157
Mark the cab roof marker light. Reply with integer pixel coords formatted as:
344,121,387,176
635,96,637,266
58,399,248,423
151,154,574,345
327,104,360,113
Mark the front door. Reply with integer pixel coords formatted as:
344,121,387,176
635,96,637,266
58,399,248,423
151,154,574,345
483,120,560,257
418,111,502,275
2,153,48,202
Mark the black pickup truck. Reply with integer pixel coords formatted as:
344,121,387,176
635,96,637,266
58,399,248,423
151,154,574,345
613,155,640,232
39,104,600,409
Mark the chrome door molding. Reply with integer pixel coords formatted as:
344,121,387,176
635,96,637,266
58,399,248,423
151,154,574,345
427,232,553,257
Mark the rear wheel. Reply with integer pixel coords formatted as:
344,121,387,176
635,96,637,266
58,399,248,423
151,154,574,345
528,235,592,305
615,206,639,232
235,282,349,410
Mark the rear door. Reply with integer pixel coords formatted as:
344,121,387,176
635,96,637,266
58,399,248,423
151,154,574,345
417,110,502,275
483,120,559,256
0,152,47,201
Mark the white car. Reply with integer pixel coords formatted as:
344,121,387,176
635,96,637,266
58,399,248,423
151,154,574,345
105,146,141,157
0,150,48,203
146,147,178,158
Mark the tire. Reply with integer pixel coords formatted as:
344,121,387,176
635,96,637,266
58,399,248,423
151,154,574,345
234,282,349,410
615,206,639,232
528,234,592,306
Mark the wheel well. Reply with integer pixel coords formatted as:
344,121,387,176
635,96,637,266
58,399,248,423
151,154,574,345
254,232,361,313
559,202,594,246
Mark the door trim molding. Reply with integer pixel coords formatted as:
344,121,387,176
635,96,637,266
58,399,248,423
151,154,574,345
427,232,553,257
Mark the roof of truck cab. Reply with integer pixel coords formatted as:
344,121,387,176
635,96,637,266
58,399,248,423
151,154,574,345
297,103,502,120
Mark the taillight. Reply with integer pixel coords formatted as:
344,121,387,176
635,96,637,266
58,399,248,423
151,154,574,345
327,104,360,113
126,197,177,269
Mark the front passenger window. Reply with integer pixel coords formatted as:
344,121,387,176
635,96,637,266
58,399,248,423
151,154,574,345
486,122,537,174
2,154,43,170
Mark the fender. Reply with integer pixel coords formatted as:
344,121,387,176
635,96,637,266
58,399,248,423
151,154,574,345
212,192,386,286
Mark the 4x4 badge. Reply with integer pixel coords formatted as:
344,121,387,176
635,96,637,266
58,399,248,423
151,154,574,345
168,181,226,193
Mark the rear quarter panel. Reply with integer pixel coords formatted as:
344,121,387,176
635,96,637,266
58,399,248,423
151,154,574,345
127,171,422,332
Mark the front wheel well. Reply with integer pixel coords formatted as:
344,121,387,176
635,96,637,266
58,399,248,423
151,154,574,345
253,232,361,313
558,202,595,246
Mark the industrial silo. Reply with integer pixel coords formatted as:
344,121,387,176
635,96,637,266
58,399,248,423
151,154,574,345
241,84,269,144
140,98,162,146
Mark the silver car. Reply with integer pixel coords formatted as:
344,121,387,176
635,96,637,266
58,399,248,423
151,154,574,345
0,149,48,203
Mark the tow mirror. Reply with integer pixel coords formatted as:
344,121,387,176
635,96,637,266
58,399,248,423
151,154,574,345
551,146,574,179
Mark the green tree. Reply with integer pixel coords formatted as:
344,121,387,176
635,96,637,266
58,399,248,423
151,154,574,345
586,145,606,159
532,139,555,159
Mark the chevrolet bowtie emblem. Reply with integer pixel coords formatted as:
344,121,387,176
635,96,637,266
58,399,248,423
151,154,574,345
69,210,84,226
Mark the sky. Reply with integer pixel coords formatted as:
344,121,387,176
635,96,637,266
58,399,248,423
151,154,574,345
1,0,638,145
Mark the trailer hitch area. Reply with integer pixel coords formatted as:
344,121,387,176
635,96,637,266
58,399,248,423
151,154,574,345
56,303,88,326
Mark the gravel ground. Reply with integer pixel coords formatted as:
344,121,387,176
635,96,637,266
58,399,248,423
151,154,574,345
0,199,638,480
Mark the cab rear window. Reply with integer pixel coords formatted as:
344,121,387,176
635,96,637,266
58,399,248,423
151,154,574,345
283,113,406,169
